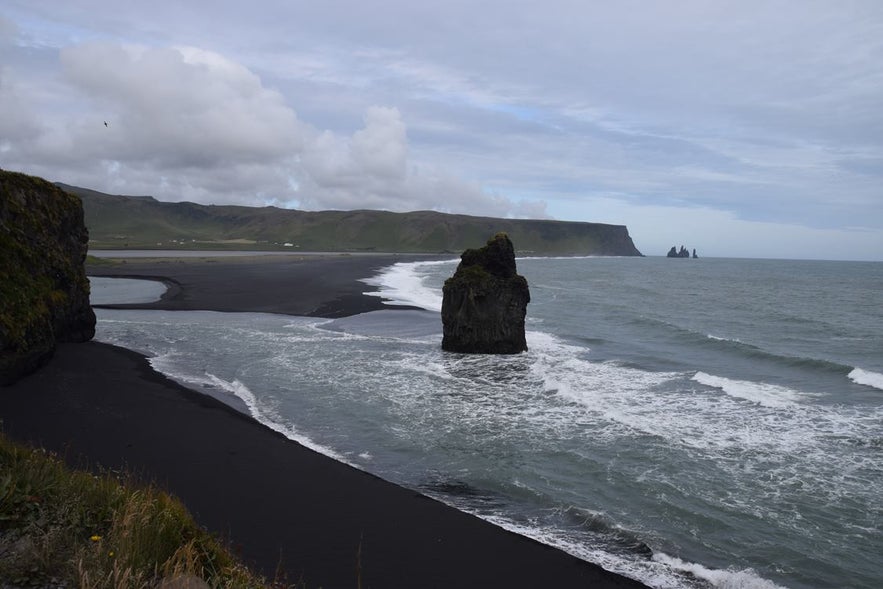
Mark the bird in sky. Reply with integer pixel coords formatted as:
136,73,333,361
104,121,108,127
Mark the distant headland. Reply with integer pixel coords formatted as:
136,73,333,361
58,182,644,257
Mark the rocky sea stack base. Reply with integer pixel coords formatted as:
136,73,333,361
441,232,530,354
0,170,96,385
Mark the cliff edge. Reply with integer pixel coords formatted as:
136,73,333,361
66,183,644,256
1,170,96,385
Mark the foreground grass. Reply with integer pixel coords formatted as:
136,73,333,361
0,432,292,588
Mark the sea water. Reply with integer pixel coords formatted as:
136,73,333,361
92,257,883,589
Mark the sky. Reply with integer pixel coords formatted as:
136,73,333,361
2,1,882,260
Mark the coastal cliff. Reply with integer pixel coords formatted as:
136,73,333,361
0,170,95,385
441,233,530,354
63,183,644,256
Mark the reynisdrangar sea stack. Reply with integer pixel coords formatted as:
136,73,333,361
441,232,530,354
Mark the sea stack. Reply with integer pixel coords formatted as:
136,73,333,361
0,170,96,385
441,232,530,354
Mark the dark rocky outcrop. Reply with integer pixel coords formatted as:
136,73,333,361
667,245,693,258
1,170,96,385
441,233,530,354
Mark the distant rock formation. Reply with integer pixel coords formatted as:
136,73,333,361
441,233,530,354
667,245,694,258
1,170,96,385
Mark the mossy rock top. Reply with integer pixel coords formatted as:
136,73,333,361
447,232,518,287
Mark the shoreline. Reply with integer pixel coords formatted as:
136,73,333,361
87,252,445,317
2,253,650,588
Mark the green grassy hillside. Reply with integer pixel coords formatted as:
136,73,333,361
60,183,643,256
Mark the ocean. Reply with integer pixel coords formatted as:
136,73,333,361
90,256,883,589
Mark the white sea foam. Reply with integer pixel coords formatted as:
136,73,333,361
93,300,883,589
361,259,456,311
520,332,883,522
477,514,689,589
146,352,351,464
692,372,804,408
146,356,262,412
208,374,259,411
848,367,883,391
652,553,788,589
468,511,784,589
707,334,741,343
526,330,688,441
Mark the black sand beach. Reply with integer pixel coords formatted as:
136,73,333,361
89,253,437,317
1,254,648,588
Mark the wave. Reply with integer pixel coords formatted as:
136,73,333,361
692,372,807,408
848,367,883,391
146,357,352,464
652,553,788,589
558,506,653,557
702,334,851,375
361,259,455,311
628,315,855,378
469,508,786,589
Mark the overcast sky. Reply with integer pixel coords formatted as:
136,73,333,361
2,1,882,260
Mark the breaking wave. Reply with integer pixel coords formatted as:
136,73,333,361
849,367,883,391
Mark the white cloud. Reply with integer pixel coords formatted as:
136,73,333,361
58,43,305,167
296,105,544,216
2,39,540,217
300,106,406,192
351,106,407,178
2,1,882,258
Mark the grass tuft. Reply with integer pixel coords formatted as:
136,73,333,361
0,432,284,588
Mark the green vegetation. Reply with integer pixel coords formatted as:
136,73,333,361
0,432,288,588
443,262,494,296
85,255,116,266
1,170,95,384
1,173,72,344
60,183,642,256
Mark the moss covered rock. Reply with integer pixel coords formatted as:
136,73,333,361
1,170,96,385
441,233,530,354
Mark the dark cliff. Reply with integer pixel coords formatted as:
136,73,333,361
441,233,530,354
1,170,96,385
